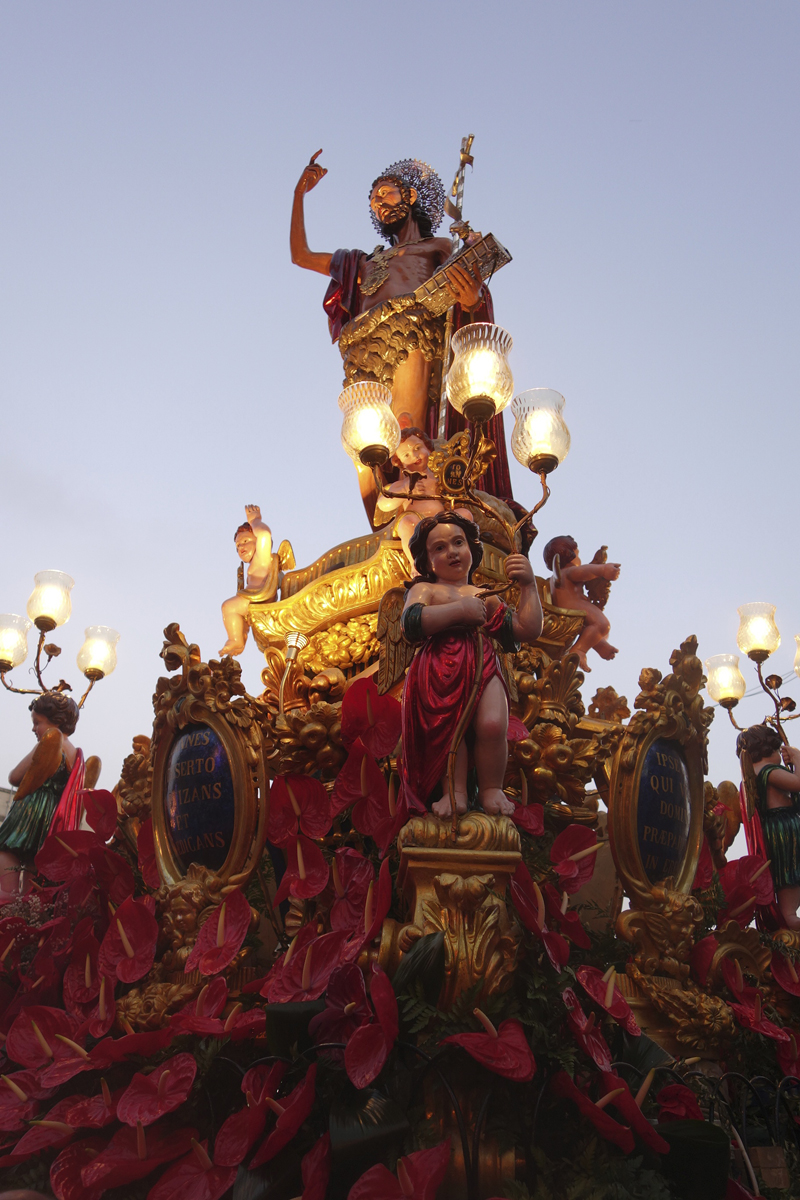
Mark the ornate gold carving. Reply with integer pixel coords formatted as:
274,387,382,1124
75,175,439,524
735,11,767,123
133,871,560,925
150,625,267,887
297,614,380,675
115,734,153,821
773,928,800,954
397,814,521,1003
625,963,736,1053
261,701,346,779
155,863,229,974
709,921,771,985
616,882,703,982
249,538,408,647
588,686,631,724
116,970,198,1032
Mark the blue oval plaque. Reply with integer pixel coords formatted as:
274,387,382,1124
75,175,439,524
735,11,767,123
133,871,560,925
636,738,691,885
165,723,235,873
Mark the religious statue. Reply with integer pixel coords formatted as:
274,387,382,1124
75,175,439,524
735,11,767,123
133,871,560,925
1,691,85,898
399,512,543,818
290,151,514,519
737,723,800,930
543,536,621,671
219,505,295,658
374,427,472,570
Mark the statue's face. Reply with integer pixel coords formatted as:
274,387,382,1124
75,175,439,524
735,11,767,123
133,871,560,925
395,435,429,473
235,531,257,563
425,522,472,584
32,711,57,741
369,179,417,229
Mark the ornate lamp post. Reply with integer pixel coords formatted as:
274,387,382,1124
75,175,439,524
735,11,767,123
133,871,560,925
0,573,119,708
707,603,798,738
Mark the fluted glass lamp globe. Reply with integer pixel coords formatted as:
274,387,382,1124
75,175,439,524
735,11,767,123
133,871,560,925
26,570,74,632
704,654,747,709
339,382,401,467
736,603,780,664
446,323,513,423
0,614,32,672
510,389,571,475
794,635,800,680
77,626,120,681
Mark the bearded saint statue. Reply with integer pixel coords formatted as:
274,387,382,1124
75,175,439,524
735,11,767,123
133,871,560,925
290,151,514,522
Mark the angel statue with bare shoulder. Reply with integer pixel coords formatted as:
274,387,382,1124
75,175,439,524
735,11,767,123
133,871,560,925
543,536,621,672
388,512,542,820
219,505,295,658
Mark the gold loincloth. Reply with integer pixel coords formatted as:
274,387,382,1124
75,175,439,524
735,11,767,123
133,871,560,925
338,293,445,404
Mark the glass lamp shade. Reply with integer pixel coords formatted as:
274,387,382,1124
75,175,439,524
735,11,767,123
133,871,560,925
510,389,571,474
338,382,401,467
794,635,800,681
77,626,120,680
704,654,747,707
0,614,32,671
26,570,74,632
446,323,513,422
736,602,780,663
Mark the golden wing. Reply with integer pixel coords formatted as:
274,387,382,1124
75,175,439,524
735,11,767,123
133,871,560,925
715,779,741,850
14,727,63,803
376,587,416,696
278,540,296,572
84,756,102,790
585,545,611,610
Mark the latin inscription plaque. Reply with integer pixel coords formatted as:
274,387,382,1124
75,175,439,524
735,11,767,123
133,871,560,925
165,723,235,873
636,737,691,885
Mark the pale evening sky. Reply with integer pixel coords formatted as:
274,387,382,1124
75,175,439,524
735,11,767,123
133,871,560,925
1,2,798,863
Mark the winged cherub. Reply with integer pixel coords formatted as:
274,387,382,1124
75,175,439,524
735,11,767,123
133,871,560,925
543,536,621,671
399,512,543,819
219,505,295,658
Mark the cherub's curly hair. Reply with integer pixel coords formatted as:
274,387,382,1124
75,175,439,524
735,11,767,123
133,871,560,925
543,535,577,572
736,723,783,761
29,691,79,736
407,511,483,586
234,522,253,542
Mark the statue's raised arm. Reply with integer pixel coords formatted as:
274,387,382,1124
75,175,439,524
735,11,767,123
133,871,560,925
290,150,333,276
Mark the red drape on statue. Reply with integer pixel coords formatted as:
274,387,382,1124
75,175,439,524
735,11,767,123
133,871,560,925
50,750,86,836
399,605,510,813
739,782,782,932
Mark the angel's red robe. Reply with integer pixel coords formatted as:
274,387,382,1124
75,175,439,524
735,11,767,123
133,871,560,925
400,603,517,812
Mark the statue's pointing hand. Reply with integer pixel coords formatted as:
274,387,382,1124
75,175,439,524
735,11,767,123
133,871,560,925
296,149,327,195
444,261,483,310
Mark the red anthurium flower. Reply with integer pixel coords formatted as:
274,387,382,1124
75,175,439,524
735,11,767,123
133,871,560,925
656,1083,705,1123
348,1138,450,1200
274,835,330,904
0,916,34,970
250,1063,317,1168
310,961,371,1050
777,1029,800,1078
544,884,591,949
689,935,716,987
443,1010,536,1082
63,921,101,1013
562,987,613,1071
0,1071,40,1131
297,1132,331,1200
510,862,570,971
718,855,773,926
82,1123,198,1190
551,1070,635,1154
729,987,790,1043
331,742,395,854
212,1063,286,1167
576,965,641,1036
98,895,158,983
512,800,545,837
80,788,118,840
171,976,229,1033
64,1081,122,1129
35,830,100,884
598,1071,670,1153
771,951,800,997
92,1026,173,1064
137,818,161,890
90,843,136,906
184,887,252,976
147,1138,236,1200
330,849,374,934
341,676,401,758
360,855,393,953
262,927,349,1002
344,963,398,1089
550,826,600,895
5,1095,77,1162
692,837,714,891
5,1005,80,1069
50,1136,106,1200
268,775,331,846
117,1052,197,1126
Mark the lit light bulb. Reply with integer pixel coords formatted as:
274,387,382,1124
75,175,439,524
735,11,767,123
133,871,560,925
338,382,401,467
446,323,513,422
736,603,780,664
704,654,747,708
0,614,32,672
26,570,74,632
76,627,120,680
794,635,800,681
510,389,571,474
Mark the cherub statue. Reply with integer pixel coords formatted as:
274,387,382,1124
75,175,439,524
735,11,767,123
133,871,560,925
374,427,472,570
543,536,621,671
219,505,295,658
399,512,543,819
737,723,800,930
